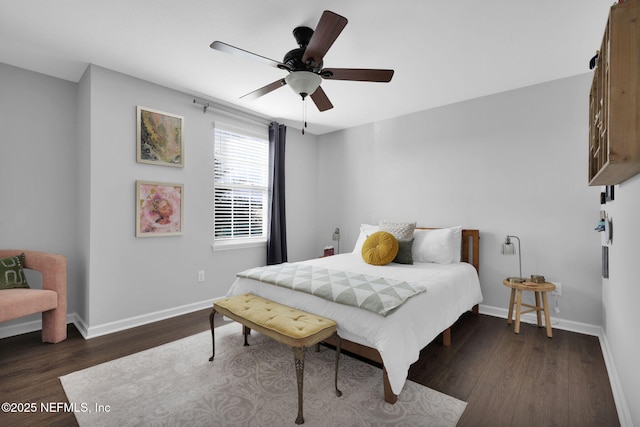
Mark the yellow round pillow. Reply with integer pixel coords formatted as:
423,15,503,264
361,231,399,266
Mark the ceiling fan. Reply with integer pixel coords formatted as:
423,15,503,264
210,10,394,117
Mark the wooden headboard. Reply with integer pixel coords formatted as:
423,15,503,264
461,229,480,274
416,228,480,274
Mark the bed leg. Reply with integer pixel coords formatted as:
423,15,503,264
443,328,451,347
382,367,398,404
472,304,479,315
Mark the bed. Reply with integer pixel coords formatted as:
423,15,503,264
226,226,482,404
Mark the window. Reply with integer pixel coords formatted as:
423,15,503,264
214,122,269,249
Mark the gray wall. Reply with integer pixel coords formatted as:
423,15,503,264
80,65,319,334
0,62,81,327
317,73,602,327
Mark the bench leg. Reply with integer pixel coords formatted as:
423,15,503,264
208,309,216,362
335,335,342,397
243,325,251,346
293,346,307,425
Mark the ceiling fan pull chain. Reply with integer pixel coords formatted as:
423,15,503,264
302,97,307,135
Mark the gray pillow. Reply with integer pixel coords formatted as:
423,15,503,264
393,238,414,265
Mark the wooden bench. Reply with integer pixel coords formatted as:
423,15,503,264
209,293,342,425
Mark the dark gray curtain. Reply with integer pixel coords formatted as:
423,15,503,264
267,122,287,265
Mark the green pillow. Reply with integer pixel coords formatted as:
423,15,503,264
0,253,30,289
393,238,414,264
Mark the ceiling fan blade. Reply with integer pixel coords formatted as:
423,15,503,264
240,79,287,100
321,68,394,82
210,41,283,69
310,86,333,112
302,11,348,67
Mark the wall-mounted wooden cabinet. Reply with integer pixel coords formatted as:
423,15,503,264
589,0,640,186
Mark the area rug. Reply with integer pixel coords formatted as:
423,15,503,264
60,323,466,426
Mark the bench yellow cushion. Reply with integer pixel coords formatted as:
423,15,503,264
214,293,337,348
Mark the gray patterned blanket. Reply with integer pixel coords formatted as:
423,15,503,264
236,263,426,316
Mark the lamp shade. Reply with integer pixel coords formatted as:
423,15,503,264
501,236,517,255
285,71,321,98
501,234,524,282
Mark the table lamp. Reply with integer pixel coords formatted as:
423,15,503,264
332,227,340,254
502,235,524,283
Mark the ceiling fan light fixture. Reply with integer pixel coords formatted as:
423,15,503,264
285,71,321,98
211,10,392,115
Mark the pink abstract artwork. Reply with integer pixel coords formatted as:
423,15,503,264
136,181,183,237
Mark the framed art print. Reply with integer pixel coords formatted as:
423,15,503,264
136,181,184,237
136,106,184,167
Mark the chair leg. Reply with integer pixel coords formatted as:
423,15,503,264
41,307,67,343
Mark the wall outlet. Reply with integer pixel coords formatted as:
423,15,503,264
552,282,562,296
197,270,205,282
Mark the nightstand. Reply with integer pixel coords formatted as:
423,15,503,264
503,279,556,338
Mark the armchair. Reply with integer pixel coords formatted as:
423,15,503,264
0,250,67,343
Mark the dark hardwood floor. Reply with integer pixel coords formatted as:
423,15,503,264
0,311,619,426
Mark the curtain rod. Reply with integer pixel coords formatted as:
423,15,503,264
192,98,272,127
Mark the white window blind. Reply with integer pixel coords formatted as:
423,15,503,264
214,122,269,247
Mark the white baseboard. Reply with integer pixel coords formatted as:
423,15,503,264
0,317,46,339
0,313,86,340
0,299,217,341
0,302,608,341
597,329,633,427
76,299,217,339
478,304,601,336
479,303,631,426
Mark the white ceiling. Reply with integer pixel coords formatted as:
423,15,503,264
0,0,611,135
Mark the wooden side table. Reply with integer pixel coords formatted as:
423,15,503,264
503,279,556,338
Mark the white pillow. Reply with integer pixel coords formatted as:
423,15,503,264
379,221,416,239
413,226,462,264
352,224,379,254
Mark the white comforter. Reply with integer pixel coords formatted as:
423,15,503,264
226,253,483,395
